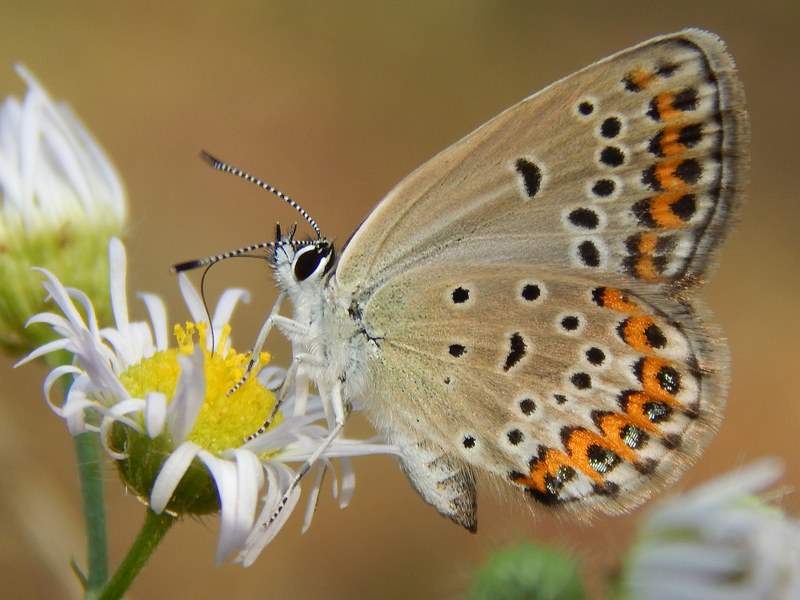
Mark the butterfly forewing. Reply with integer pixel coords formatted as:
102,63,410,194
336,29,747,297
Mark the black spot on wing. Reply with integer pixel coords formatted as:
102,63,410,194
514,158,542,198
503,333,527,372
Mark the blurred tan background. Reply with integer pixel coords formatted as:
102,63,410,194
1,2,798,598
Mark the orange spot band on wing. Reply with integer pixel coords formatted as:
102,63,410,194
629,68,656,90
598,287,642,313
634,232,661,282
636,232,658,255
639,357,683,404
619,316,660,353
650,190,691,228
595,413,648,453
513,447,600,491
653,157,687,190
656,92,681,122
564,427,638,468
621,392,667,434
659,124,687,157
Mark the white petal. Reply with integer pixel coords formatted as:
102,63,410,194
138,292,169,350
337,458,356,508
635,542,742,578
150,441,202,513
72,330,129,401
108,238,129,330
54,102,126,220
168,348,205,443
57,396,96,434
197,452,240,564
16,336,72,365
65,285,101,338
649,459,784,531
42,365,81,415
238,463,299,567
212,288,250,339
301,463,326,534
104,398,147,430
256,366,286,390
100,320,156,369
97,416,128,460
11,65,126,228
144,391,168,438
206,449,265,564
33,268,88,331
276,436,399,462
17,70,45,213
178,274,207,324
232,449,265,517
685,458,782,505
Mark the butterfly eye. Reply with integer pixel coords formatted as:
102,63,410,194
293,244,333,281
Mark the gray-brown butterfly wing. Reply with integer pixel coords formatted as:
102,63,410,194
334,29,746,526
362,262,726,519
336,29,747,295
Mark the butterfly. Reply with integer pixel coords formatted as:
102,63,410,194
179,28,748,532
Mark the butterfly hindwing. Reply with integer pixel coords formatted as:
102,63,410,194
363,262,726,513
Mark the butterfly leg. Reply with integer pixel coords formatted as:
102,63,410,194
262,377,351,528
274,349,319,418
228,292,286,396
243,350,323,442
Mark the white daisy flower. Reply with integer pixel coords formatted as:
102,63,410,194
620,459,800,600
0,65,127,352
19,238,397,564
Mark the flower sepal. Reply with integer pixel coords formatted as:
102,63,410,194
111,423,221,516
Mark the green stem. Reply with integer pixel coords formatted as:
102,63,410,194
49,362,109,597
73,431,109,598
97,510,175,600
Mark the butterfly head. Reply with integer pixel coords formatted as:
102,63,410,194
270,223,336,294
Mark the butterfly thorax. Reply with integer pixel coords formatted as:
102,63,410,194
271,236,375,402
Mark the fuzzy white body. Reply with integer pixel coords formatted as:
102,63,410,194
273,242,479,528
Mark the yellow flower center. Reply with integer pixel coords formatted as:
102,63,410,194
119,322,279,453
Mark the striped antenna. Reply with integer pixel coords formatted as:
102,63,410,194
171,242,275,273
171,241,281,354
200,151,322,239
